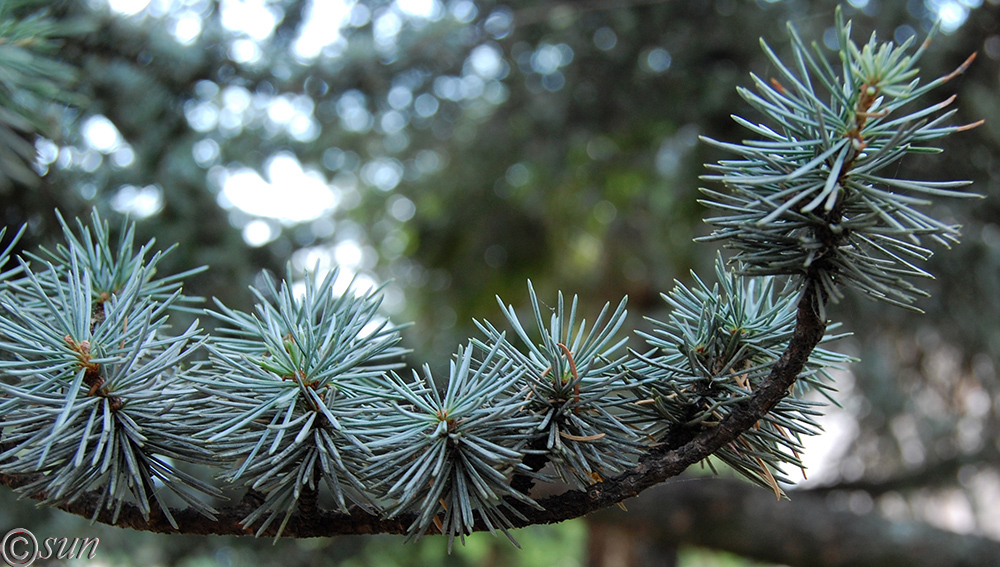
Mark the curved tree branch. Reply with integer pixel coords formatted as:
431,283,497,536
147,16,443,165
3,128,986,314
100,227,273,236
0,285,828,537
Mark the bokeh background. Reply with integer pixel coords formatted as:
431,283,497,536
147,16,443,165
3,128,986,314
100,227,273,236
2,0,1000,565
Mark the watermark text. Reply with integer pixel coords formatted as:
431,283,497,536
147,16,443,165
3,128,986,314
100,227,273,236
2,528,99,566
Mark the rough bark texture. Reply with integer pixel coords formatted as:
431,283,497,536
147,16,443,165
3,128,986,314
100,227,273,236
589,478,1000,567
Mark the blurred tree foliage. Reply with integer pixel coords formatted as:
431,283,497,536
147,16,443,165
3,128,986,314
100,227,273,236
1,0,1000,565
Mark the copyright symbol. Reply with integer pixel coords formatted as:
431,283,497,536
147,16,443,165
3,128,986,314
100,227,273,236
1,528,38,567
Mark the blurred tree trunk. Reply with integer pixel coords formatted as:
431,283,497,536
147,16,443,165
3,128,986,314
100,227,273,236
587,519,678,567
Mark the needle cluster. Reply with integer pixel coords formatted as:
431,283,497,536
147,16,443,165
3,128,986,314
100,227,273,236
0,212,217,527
699,7,980,310
628,255,851,495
